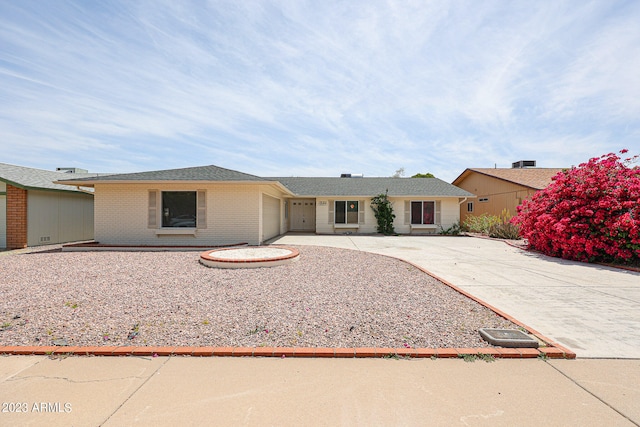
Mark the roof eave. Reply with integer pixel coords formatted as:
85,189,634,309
55,179,296,195
286,193,474,198
55,179,269,185
262,181,296,196
451,169,473,185
0,177,28,190
2,177,92,194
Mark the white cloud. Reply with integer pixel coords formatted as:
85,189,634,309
544,13,640,122
0,0,638,179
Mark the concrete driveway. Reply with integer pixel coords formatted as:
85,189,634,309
272,234,640,358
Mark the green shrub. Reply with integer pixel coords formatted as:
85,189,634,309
463,211,520,239
488,210,520,239
370,191,396,235
439,221,462,235
462,213,501,234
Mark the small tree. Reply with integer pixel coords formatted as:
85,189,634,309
411,172,435,178
370,190,396,235
392,168,405,178
513,150,640,264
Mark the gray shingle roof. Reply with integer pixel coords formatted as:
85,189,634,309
0,163,98,193
51,163,472,197
57,165,265,183
272,177,474,197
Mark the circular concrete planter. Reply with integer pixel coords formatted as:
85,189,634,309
199,246,300,269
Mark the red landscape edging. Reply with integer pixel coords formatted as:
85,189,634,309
0,344,573,359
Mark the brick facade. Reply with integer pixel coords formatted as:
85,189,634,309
6,184,28,249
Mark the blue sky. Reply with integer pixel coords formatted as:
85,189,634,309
1,1,639,182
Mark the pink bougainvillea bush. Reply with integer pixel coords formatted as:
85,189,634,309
513,150,640,264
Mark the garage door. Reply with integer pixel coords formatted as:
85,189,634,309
262,194,280,242
0,195,6,248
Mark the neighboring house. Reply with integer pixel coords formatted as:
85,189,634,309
0,164,96,249
452,164,565,222
56,164,474,247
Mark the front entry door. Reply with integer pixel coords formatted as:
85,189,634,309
290,199,316,231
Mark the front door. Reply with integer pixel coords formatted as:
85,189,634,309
290,199,316,231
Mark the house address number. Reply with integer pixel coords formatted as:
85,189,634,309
318,201,327,206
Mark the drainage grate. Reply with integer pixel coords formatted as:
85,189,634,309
479,328,539,348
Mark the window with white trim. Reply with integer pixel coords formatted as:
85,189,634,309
411,201,435,225
335,200,359,224
467,202,474,213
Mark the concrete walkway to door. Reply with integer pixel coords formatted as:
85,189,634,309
271,234,640,359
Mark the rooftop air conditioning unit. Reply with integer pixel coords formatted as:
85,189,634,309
56,167,88,173
511,160,536,169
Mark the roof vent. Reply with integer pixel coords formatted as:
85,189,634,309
512,160,536,169
56,167,88,174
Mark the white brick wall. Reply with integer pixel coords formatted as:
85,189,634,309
315,198,377,234
314,197,461,235
94,183,286,246
392,197,460,234
93,182,463,244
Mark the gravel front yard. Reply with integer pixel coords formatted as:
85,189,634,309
0,245,517,349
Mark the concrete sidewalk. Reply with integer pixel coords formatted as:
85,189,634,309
272,234,640,358
1,355,639,426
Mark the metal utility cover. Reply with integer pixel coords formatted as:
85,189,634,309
479,328,539,348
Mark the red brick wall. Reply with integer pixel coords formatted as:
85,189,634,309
6,185,27,249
